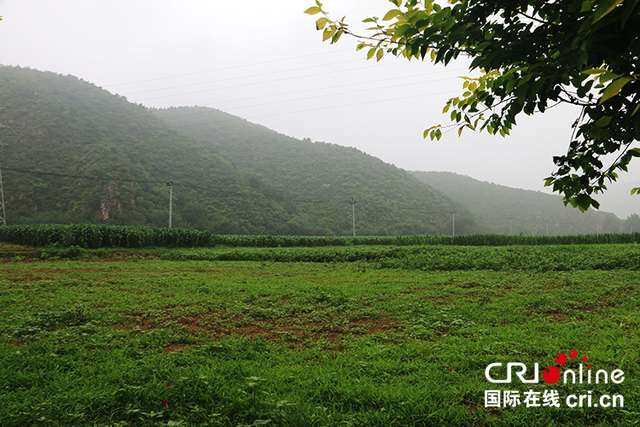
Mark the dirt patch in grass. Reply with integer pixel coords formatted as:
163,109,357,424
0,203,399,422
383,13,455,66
219,312,399,345
176,316,208,331
112,308,401,347
164,343,189,353
113,317,156,331
544,312,572,322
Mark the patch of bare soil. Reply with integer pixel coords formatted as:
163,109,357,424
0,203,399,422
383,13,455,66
164,344,189,353
112,317,156,331
112,308,402,349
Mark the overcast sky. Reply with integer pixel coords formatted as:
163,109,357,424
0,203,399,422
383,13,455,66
0,0,638,217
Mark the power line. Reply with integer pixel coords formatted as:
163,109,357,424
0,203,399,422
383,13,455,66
131,60,426,102
106,47,359,89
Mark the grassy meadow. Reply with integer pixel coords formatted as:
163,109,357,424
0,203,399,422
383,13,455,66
1,242,640,426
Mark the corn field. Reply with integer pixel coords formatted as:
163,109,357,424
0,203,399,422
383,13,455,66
1,224,640,249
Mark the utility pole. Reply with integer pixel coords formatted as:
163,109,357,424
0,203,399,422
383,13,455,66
0,160,5,226
0,138,6,226
166,182,173,228
509,215,513,235
349,197,356,237
546,221,549,236
451,209,456,236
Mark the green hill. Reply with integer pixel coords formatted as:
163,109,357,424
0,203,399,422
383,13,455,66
153,107,480,236
410,171,622,235
0,66,479,235
0,66,295,233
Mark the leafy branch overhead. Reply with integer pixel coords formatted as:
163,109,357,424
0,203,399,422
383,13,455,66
306,0,640,211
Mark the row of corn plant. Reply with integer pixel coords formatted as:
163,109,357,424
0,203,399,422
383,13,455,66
2,224,640,249
0,224,214,249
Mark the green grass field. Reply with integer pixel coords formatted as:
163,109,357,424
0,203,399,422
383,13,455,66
1,244,639,426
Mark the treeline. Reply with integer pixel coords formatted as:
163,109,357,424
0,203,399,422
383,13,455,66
3,224,640,250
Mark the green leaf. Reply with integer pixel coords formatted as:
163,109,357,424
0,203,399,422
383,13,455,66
592,0,624,23
599,77,633,104
323,27,336,41
316,17,329,30
382,9,402,21
376,49,384,61
581,0,597,12
599,71,621,84
581,67,607,75
424,125,441,139
594,116,612,127
331,29,344,43
305,6,322,15
621,0,640,28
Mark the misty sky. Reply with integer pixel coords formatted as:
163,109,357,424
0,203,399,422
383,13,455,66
0,0,638,217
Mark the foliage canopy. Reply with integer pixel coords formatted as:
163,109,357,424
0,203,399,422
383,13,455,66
306,0,640,211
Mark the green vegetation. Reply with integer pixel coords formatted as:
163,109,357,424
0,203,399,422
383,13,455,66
163,243,640,272
0,66,290,234
4,224,640,252
1,244,639,426
153,106,479,236
411,171,623,235
154,107,480,236
0,66,478,236
307,1,640,211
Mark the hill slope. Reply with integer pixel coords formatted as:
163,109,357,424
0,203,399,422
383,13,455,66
154,106,480,235
0,66,295,233
410,171,622,235
0,66,479,235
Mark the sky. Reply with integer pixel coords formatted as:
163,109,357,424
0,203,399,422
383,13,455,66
0,0,638,217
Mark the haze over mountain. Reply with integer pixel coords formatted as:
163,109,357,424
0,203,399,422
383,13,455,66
0,66,478,236
411,171,624,235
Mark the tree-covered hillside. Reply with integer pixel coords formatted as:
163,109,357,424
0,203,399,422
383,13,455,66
0,66,294,233
410,171,622,235
154,107,480,235
0,66,478,235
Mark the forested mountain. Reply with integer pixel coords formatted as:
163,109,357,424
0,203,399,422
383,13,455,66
410,171,623,235
0,66,478,235
154,107,479,235
0,66,302,233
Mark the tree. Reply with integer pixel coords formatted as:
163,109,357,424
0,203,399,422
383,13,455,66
625,212,640,232
306,0,640,211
